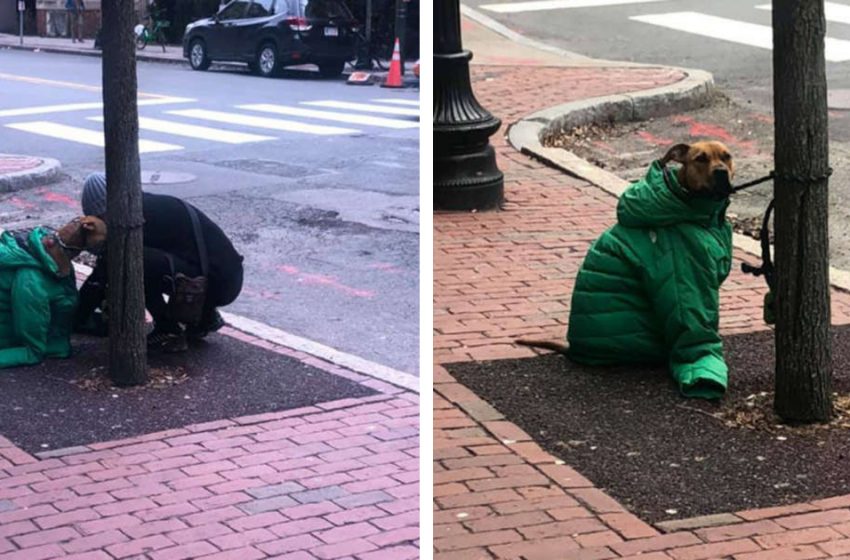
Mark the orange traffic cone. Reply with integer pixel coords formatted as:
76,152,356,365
381,38,403,88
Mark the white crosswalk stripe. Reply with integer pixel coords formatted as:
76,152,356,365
302,100,420,117
480,0,666,14
5,121,182,153
0,98,193,119
630,11,850,62
89,116,276,144
371,99,420,107
239,104,419,129
166,108,359,135
2,97,420,151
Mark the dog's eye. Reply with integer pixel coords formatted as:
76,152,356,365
721,153,732,162
695,153,708,163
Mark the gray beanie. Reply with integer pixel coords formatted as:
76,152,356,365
82,172,107,217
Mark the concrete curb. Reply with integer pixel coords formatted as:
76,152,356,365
0,42,186,65
507,69,850,295
0,156,62,192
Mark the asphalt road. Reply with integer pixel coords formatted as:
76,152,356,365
0,49,420,375
465,0,850,141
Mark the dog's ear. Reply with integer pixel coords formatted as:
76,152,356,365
661,143,691,165
80,216,97,231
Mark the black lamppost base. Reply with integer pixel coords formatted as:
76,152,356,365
434,48,504,211
434,143,503,211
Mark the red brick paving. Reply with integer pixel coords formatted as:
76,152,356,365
0,292,418,559
434,63,850,559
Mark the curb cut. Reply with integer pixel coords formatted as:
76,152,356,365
0,155,62,192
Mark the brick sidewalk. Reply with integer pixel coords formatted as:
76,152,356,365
434,63,850,559
0,325,418,559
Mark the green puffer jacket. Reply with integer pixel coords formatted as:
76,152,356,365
566,161,733,399
0,228,78,369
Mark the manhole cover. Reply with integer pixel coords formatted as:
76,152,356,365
141,171,196,185
828,89,850,110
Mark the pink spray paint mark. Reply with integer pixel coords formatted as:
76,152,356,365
687,122,735,143
368,262,403,274
672,115,694,125
8,197,36,210
41,191,78,208
242,287,283,301
591,140,617,154
636,131,673,146
277,265,375,299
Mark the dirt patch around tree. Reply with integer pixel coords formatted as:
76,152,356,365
446,326,850,523
0,333,376,454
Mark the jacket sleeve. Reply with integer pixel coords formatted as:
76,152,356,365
0,269,50,368
643,235,728,399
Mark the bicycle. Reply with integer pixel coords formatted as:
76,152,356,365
134,9,169,52
348,30,390,72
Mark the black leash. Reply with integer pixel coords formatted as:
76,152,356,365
732,171,775,193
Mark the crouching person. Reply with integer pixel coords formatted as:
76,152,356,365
0,217,105,368
77,173,245,353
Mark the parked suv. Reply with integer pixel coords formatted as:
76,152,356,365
182,0,358,78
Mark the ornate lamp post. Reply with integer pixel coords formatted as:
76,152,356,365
434,0,503,211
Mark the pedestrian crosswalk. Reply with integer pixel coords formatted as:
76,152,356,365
630,11,850,62
478,0,850,63
0,98,420,153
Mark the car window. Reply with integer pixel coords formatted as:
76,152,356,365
299,0,352,19
218,0,250,20
246,0,275,18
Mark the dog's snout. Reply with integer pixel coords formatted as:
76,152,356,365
712,167,729,180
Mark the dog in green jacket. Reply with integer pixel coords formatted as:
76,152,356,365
519,141,736,400
0,216,106,369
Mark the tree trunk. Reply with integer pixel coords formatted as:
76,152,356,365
772,0,832,422
102,0,148,386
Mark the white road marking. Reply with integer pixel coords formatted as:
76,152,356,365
89,116,276,144
479,0,667,14
630,11,850,62
0,97,194,118
302,100,420,117
371,98,420,107
238,104,419,129
756,2,850,25
166,109,359,135
5,121,182,153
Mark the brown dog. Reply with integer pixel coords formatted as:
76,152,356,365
43,216,108,277
661,141,735,195
516,140,735,354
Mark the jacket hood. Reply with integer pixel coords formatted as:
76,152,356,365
617,160,729,228
0,227,62,277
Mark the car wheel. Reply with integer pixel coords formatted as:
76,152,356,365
256,43,280,78
189,38,211,71
318,59,345,78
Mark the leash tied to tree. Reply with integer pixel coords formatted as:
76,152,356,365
736,167,833,325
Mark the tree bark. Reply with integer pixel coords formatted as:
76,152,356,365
101,0,148,386
772,0,832,422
